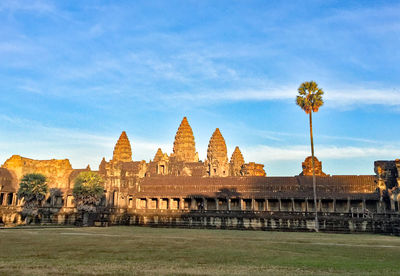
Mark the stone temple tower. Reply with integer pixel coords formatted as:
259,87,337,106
206,128,229,177
230,146,245,176
172,117,199,162
112,131,132,162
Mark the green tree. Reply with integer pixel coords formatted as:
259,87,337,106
296,81,324,231
73,171,104,213
17,173,48,221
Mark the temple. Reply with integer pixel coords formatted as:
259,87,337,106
0,117,399,233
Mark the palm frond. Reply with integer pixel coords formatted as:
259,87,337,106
296,81,324,113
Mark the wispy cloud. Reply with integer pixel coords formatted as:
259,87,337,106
243,145,400,163
0,42,28,53
0,0,55,13
0,114,172,168
158,85,400,108
319,135,380,144
327,88,400,106
1,114,398,176
323,3,400,34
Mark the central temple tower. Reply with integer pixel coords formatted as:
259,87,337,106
171,117,199,162
112,131,132,162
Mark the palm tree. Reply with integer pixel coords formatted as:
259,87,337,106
296,81,324,231
17,173,48,223
73,171,104,225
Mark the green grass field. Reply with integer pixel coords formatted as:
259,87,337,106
0,226,399,275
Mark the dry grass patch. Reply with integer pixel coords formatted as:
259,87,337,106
1,226,399,275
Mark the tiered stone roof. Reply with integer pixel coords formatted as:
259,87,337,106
112,131,132,162
153,148,164,162
230,146,245,176
99,157,107,174
136,175,378,199
172,117,198,162
207,128,228,164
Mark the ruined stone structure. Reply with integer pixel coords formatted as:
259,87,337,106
300,156,326,176
2,155,73,189
1,117,399,234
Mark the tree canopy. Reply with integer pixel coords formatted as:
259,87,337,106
296,81,324,114
17,173,48,203
73,171,104,212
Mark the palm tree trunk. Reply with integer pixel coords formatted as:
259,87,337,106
309,112,319,232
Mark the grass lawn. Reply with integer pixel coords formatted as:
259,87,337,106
0,226,400,275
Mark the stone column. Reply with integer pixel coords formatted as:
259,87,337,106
278,198,282,211
3,193,8,206
215,198,219,211
12,193,17,206
17,196,23,207
240,198,244,211
291,198,295,212
179,197,184,210
115,191,119,208
332,199,336,213
203,197,208,211
265,199,269,211
190,197,196,210
228,199,231,211
157,198,161,209
318,199,322,212
347,197,351,213
362,199,366,213
390,198,396,211
145,197,149,209
105,192,109,206
251,198,255,211
123,194,128,208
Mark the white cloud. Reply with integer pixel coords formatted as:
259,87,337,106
161,85,400,108
0,114,174,169
326,88,400,106
243,145,400,163
1,114,398,175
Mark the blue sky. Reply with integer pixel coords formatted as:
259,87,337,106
1,0,400,176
